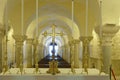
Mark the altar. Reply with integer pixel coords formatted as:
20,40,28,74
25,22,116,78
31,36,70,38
0,68,109,80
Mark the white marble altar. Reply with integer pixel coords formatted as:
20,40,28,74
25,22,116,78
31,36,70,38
0,68,109,80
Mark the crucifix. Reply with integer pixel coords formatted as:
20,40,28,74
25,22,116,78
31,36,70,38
42,24,64,75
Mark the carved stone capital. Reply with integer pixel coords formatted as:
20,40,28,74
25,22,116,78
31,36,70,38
26,38,33,44
101,37,112,46
33,38,39,45
80,36,93,45
13,35,27,41
69,41,73,46
0,28,5,37
73,39,80,44
95,24,120,38
13,35,27,45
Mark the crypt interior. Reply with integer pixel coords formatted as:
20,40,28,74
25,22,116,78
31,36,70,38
0,0,120,80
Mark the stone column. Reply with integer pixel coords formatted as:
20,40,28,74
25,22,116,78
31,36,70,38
13,35,27,68
39,43,43,61
38,43,43,61
65,44,70,63
33,42,36,65
69,41,73,64
26,38,33,68
33,40,35,65
73,39,80,68
64,44,68,61
80,36,93,71
33,39,39,67
62,45,66,60
0,28,4,72
100,24,119,73
69,41,75,72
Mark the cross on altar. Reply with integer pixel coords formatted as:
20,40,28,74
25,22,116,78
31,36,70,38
42,24,63,60
42,24,64,75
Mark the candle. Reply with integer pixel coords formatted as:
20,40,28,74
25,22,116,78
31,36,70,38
100,0,102,38
85,0,88,36
36,0,39,38
21,0,24,35
72,0,74,31
5,0,8,34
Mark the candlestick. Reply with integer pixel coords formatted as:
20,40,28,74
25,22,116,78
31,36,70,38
85,0,88,36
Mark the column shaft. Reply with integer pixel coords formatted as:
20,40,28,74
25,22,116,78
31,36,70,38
0,28,4,72
26,39,33,68
101,38,112,73
69,41,74,68
73,40,80,68
62,46,66,60
13,35,27,68
80,36,93,70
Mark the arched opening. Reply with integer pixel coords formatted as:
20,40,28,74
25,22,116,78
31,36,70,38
49,42,58,57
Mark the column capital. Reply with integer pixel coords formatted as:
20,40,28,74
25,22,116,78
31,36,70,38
80,36,93,44
101,37,112,46
95,24,119,38
13,35,27,42
33,38,39,45
0,28,5,37
26,38,33,44
69,41,74,46
102,24,119,38
73,39,80,44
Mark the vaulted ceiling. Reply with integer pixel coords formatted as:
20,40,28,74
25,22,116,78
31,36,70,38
0,0,120,40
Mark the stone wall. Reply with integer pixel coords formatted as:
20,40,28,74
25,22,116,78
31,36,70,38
89,57,101,70
112,59,120,76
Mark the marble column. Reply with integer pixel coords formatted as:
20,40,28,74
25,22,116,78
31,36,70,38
100,24,119,73
62,45,66,60
69,41,72,63
33,39,39,66
80,36,93,70
101,37,112,74
69,41,75,69
73,39,80,68
26,38,33,68
64,44,68,61
13,35,27,68
38,43,44,61
39,43,43,60
33,42,36,65
0,28,4,72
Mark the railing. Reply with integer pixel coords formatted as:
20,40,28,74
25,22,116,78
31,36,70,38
110,65,116,80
